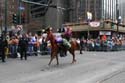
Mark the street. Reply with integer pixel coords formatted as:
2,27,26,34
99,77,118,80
1,0,125,83
0,51,125,83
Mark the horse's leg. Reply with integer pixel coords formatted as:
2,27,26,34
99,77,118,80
48,51,59,66
55,52,59,65
69,48,76,64
48,51,55,66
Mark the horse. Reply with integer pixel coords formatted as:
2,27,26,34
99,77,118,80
45,31,79,66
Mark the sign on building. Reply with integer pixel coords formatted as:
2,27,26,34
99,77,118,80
99,31,111,35
89,21,100,27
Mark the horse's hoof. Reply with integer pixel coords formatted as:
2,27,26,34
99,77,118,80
71,60,76,64
57,63,59,66
48,63,51,66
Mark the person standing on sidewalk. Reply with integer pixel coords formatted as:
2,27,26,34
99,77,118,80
18,34,28,60
0,35,8,62
80,37,84,54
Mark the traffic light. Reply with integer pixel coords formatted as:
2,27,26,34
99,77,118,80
21,13,25,24
12,14,18,24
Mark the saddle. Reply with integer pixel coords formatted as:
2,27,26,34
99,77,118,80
56,38,71,48
62,38,71,49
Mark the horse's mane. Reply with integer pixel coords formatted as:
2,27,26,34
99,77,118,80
46,32,57,47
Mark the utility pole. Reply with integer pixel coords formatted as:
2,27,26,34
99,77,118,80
116,0,119,36
19,0,21,24
57,0,60,29
4,0,7,34
0,2,3,32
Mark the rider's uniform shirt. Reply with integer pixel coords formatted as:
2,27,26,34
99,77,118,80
55,35,63,43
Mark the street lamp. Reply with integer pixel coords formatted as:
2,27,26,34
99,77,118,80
87,11,92,39
117,16,121,36
116,0,119,36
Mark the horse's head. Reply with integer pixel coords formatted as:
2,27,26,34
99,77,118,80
45,30,55,43
45,27,52,42
45,33,50,43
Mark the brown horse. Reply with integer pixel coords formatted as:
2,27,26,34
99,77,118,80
46,31,79,66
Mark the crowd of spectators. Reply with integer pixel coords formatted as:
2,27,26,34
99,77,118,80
1,27,125,63
77,35,125,52
0,31,51,62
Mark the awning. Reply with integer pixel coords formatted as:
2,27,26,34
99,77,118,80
71,25,89,31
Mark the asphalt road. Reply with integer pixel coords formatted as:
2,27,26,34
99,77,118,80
0,51,125,83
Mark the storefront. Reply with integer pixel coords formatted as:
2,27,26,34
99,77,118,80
64,22,125,39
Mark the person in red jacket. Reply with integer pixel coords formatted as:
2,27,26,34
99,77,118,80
101,34,107,42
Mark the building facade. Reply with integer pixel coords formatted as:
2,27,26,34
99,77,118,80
23,0,119,32
0,0,124,34
0,0,28,33
119,0,125,23
64,0,125,39
27,0,69,31
69,0,117,23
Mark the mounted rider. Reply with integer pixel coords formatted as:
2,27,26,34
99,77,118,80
64,26,72,41
45,27,72,49
45,27,71,57
58,26,72,57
